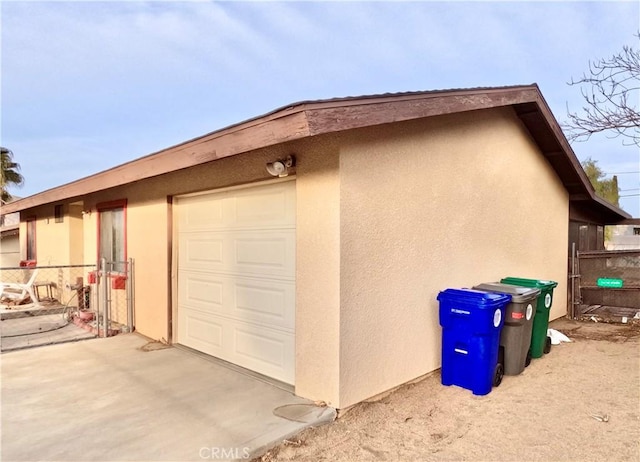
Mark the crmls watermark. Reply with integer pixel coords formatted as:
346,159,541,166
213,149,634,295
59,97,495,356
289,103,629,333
199,447,250,460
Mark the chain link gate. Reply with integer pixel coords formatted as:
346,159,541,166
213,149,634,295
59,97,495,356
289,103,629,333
92,258,135,337
569,249,640,321
0,258,134,351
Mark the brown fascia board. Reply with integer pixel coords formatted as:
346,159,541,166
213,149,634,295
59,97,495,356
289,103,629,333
304,85,629,222
1,85,541,215
524,90,630,221
570,195,632,224
618,218,640,225
529,91,594,193
2,109,312,214
3,83,627,221
589,195,632,221
303,86,540,134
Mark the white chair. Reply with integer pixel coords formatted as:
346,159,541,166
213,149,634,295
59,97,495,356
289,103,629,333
0,269,41,307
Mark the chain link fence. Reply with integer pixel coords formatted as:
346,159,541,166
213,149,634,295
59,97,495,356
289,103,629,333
577,250,640,309
0,259,134,351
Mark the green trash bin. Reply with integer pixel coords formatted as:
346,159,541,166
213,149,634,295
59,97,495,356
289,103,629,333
500,277,558,358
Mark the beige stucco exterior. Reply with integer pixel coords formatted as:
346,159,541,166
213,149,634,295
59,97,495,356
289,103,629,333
18,203,83,267
13,106,569,409
294,139,342,405
336,108,568,406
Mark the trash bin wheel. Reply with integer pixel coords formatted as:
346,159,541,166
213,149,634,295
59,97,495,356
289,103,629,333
525,350,532,367
493,363,504,387
494,347,505,387
544,336,552,354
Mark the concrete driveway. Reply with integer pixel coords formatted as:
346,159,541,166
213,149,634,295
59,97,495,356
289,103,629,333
1,334,335,461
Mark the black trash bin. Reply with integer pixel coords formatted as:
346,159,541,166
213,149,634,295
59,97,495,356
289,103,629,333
473,282,540,376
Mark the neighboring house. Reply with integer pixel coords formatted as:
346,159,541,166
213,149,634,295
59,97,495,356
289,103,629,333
606,224,640,250
0,199,21,267
2,85,631,409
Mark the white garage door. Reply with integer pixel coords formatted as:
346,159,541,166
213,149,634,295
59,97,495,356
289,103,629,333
176,181,296,384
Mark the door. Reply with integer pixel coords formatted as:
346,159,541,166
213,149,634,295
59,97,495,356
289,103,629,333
176,181,296,384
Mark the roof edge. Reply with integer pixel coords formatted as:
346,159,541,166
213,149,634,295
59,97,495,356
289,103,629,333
2,83,628,224
1,85,541,215
527,88,630,221
591,195,632,219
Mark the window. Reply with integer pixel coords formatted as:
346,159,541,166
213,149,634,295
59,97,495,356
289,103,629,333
26,217,37,261
98,200,126,272
634,228,640,236
54,205,64,223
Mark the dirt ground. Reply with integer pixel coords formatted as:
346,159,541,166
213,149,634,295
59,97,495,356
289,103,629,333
257,318,640,462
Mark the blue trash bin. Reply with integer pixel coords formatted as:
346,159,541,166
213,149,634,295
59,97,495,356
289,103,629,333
437,288,511,395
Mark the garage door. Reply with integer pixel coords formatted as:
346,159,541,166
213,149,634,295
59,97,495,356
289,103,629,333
176,181,296,384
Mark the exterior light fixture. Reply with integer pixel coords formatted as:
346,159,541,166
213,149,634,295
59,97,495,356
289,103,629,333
266,155,296,177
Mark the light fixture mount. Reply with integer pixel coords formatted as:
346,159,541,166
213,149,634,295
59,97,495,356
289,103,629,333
266,155,296,177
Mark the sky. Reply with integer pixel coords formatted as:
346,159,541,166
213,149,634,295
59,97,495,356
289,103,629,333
1,0,639,216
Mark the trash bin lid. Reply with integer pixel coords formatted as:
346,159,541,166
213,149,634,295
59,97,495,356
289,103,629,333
437,288,511,307
500,277,558,290
473,282,540,303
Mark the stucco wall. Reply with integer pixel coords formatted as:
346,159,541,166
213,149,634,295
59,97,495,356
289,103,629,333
337,107,569,407
17,204,82,267
293,139,342,406
22,205,70,266
68,204,84,265
81,207,97,268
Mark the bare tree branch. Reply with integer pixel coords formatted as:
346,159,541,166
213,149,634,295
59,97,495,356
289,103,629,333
563,34,640,146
